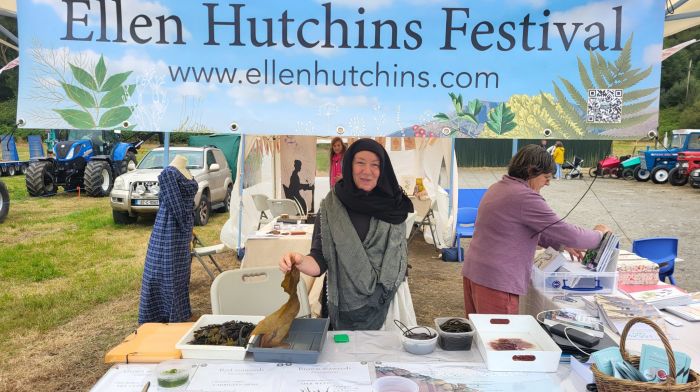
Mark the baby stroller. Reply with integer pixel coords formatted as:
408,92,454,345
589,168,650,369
563,156,584,179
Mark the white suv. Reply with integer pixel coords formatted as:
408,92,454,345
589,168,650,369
110,146,233,226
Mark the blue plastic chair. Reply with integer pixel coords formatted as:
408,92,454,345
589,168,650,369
631,237,678,284
458,188,487,209
454,207,478,262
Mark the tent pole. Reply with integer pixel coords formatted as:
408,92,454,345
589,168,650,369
449,136,455,215
236,135,246,255
163,132,170,168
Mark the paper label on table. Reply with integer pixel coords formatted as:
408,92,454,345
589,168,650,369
281,362,372,392
91,364,155,392
612,321,677,341
186,362,280,392
377,362,559,392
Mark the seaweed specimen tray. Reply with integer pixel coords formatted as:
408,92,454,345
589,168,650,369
469,314,561,372
248,318,330,364
175,314,265,360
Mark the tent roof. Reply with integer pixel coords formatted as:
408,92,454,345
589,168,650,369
665,0,700,37
0,0,15,17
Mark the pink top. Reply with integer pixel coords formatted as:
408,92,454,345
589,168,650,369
330,153,343,187
462,175,602,295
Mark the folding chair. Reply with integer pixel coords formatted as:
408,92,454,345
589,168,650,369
407,198,439,250
251,194,270,229
211,266,311,317
191,233,225,281
454,207,478,262
632,237,679,284
458,188,487,209
267,198,304,218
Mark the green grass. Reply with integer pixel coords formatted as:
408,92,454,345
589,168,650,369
0,140,225,351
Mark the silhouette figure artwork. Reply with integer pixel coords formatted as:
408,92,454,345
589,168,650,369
283,159,314,214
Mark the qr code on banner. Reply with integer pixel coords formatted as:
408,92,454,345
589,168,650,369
586,89,623,123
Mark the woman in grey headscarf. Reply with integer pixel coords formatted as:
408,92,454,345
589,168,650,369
280,138,414,330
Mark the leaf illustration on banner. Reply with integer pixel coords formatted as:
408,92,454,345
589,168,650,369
486,103,517,135
61,82,97,108
541,34,657,136
101,71,132,92
48,54,136,129
99,106,134,128
95,56,107,87
70,64,98,91
434,93,483,137
54,109,96,128
100,85,135,108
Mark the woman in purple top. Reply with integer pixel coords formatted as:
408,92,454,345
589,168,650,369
462,145,610,315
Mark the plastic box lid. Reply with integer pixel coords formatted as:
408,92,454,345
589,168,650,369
248,318,330,364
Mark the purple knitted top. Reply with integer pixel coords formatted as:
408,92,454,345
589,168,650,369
461,175,602,295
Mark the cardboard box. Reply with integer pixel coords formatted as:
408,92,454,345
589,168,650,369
175,314,264,360
470,314,561,372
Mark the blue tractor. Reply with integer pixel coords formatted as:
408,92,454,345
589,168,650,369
634,129,700,184
25,130,139,197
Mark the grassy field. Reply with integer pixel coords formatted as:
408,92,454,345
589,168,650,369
0,142,229,390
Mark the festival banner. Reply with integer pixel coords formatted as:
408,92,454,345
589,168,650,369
16,1,665,138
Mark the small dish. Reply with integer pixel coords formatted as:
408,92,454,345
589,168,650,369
399,326,438,355
155,360,193,390
373,376,419,392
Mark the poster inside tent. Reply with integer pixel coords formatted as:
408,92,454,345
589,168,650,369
16,0,665,138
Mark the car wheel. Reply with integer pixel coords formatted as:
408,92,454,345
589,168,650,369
219,185,233,213
651,167,669,184
195,192,210,226
112,210,137,225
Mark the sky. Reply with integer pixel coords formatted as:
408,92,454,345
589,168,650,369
17,0,666,136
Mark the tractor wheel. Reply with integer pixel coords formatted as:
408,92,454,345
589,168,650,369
651,167,669,184
25,161,57,196
7,165,15,176
84,160,114,197
621,168,635,180
117,151,137,176
112,210,137,225
194,191,210,226
18,165,25,175
634,166,651,182
0,180,9,223
668,168,688,186
218,184,233,213
588,167,599,177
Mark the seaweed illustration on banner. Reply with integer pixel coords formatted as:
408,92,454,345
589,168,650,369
540,34,657,136
375,365,478,392
434,93,483,137
485,102,517,136
30,50,135,129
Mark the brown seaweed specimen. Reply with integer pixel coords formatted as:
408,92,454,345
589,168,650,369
250,268,301,347
488,338,535,351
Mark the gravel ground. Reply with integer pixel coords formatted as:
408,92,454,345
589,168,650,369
458,167,699,292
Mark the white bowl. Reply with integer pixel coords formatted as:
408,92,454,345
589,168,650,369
373,376,419,392
400,326,438,355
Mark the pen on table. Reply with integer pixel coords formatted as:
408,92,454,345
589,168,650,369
141,381,150,392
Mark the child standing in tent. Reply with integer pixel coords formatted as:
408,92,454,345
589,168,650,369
552,141,565,179
329,137,346,187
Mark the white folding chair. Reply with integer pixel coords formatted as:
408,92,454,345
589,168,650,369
210,266,311,317
267,198,303,218
251,194,271,229
191,233,226,281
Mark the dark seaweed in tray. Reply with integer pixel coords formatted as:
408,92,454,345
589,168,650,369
190,320,257,347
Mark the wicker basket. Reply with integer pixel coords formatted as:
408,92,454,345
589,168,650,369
591,317,700,392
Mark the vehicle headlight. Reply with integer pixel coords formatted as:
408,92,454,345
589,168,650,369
682,162,689,168
113,177,126,190
149,184,160,195
134,184,146,195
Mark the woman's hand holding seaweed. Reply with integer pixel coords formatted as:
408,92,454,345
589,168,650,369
280,252,303,273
